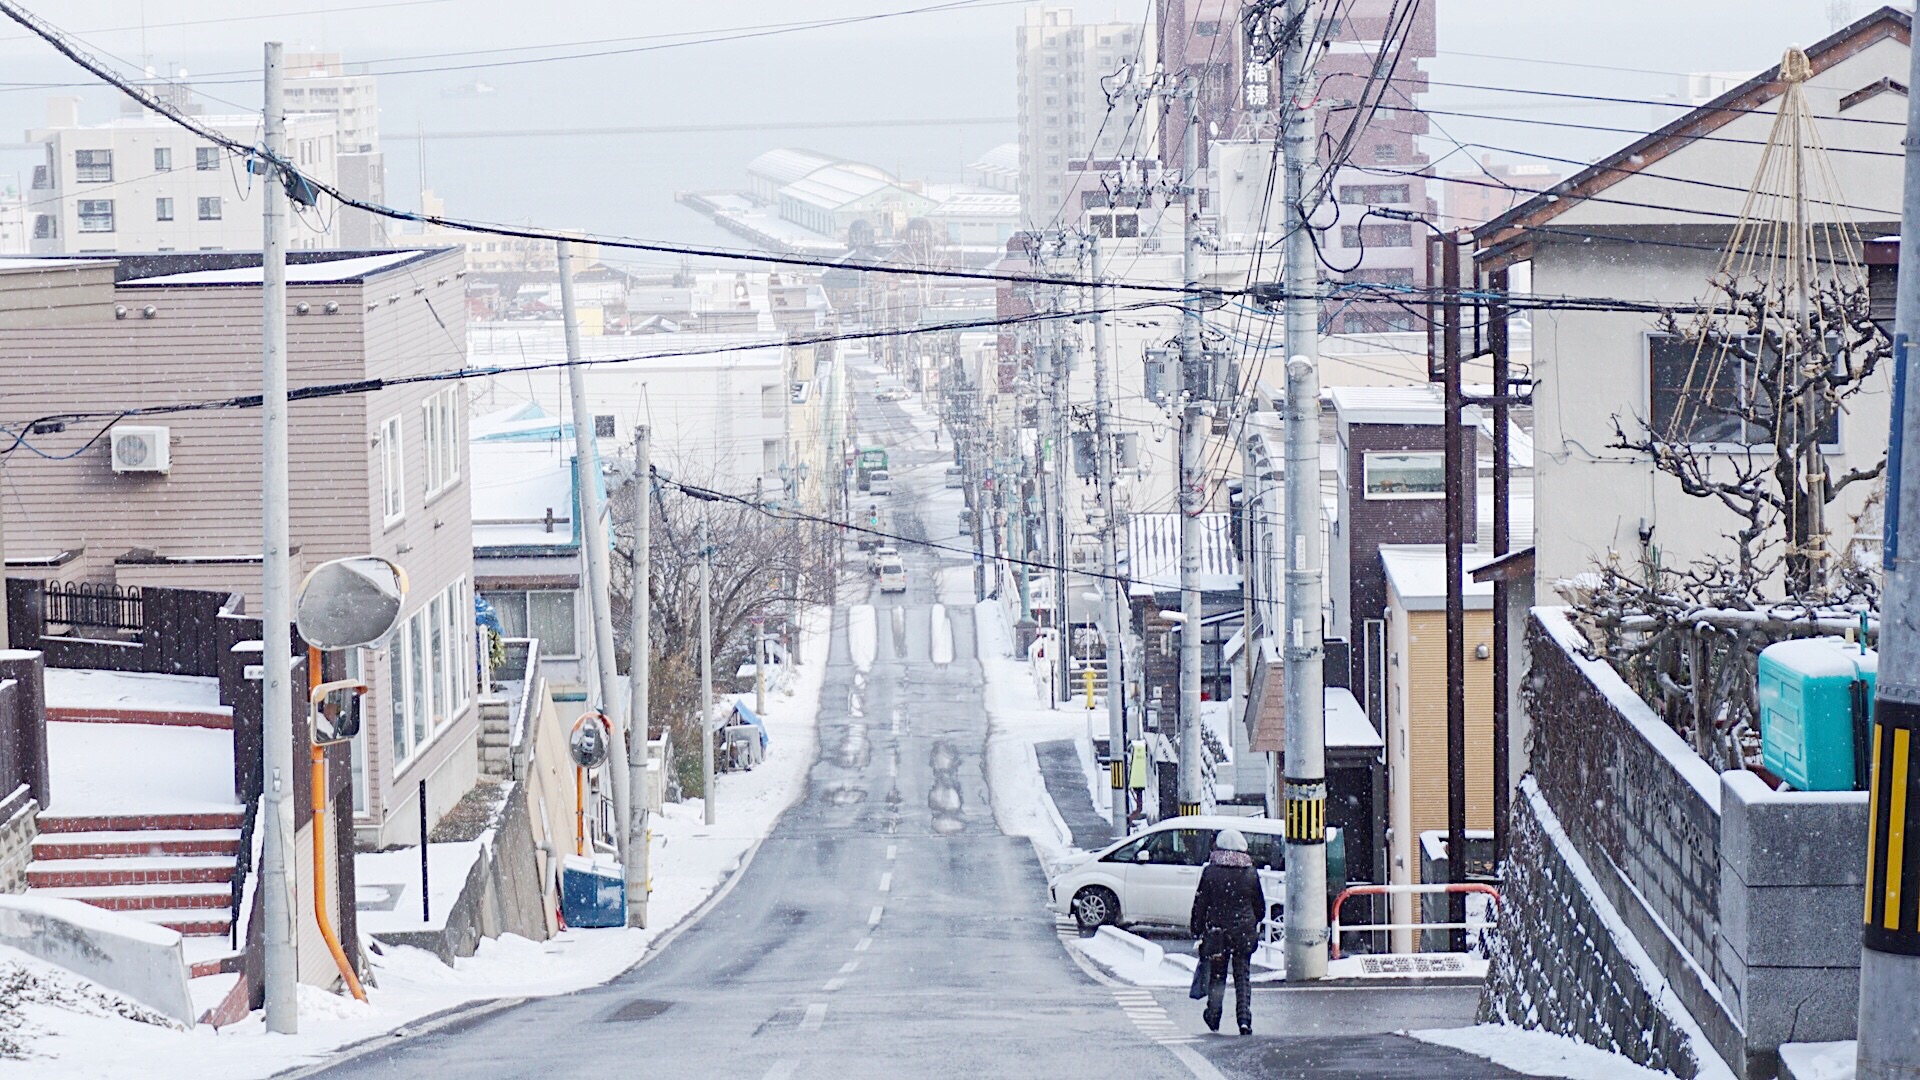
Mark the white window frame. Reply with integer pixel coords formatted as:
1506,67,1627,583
381,414,405,526
195,146,220,171
74,149,112,183
153,147,172,172
76,199,114,233
1644,330,1846,454
155,197,173,222
197,196,222,221
422,388,461,499
1362,451,1446,501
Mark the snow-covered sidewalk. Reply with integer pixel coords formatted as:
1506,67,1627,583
9,607,832,1078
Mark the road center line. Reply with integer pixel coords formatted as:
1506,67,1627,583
799,1003,827,1031
868,905,884,927
839,959,859,974
855,936,873,952
885,844,897,861
762,1062,796,1080
822,976,846,992
879,871,892,892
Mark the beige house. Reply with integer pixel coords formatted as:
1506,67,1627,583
0,248,476,846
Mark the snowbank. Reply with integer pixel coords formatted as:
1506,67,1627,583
354,841,487,935
929,603,954,664
43,669,223,713
1776,1041,1854,1080
44,722,237,816
12,606,833,1078
848,604,877,671
1412,1024,1686,1080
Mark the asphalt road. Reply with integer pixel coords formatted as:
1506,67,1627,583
303,382,1532,1080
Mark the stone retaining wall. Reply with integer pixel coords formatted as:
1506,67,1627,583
0,787,36,893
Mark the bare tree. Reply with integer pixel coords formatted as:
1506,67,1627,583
606,469,837,796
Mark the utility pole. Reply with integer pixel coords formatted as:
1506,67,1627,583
753,617,767,716
1176,79,1207,819
1088,234,1128,835
626,424,651,928
1441,232,1469,954
699,509,716,826
1278,0,1328,982
560,240,633,881
259,39,298,1034
1856,24,1920,1079
1054,333,1072,703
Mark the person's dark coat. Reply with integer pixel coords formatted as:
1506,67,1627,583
1189,850,1265,956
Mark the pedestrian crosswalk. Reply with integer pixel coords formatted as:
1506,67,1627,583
1054,916,1197,1047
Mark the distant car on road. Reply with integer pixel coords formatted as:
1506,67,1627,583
866,469,893,496
877,559,908,593
875,388,911,402
1047,816,1289,933
944,466,964,488
867,545,900,574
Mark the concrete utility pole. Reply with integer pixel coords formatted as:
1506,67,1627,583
1176,80,1207,818
1277,0,1329,981
1441,232,1469,953
699,509,716,826
626,423,651,928
1053,333,1072,703
1856,26,1920,1079
1087,235,1129,835
258,39,298,1034
560,240,633,880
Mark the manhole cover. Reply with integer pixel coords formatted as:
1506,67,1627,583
605,998,673,1022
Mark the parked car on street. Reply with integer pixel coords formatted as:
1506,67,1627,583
867,545,900,574
875,387,911,402
1047,816,1288,932
877,559,908,593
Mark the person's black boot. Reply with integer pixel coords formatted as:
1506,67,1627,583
1238,1021,1252,1036
1203,1008,1221,1033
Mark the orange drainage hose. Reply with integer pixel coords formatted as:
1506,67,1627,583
575,766,586,856
308,645,367,1002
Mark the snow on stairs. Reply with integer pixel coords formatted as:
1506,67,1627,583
28,810,243,966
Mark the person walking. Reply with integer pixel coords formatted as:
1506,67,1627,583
1189,827,1263,1035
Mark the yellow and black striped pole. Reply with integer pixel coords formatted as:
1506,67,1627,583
1285,778,1327,846
1864,709,1920,956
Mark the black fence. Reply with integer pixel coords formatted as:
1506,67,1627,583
42,581,143,632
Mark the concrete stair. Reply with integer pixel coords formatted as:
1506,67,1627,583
28,810,242,941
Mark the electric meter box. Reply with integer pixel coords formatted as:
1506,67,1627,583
1757,637,1876,792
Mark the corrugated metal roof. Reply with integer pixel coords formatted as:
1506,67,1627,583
779,166,897,211
746,148,837,187
1327,384,1445,426
1125,511,1240,594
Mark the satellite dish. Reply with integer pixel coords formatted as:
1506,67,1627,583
296,556,409,651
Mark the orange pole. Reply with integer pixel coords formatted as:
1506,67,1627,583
306,645,366,1002
575,766,586,856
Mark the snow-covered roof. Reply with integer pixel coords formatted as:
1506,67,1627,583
1126,511,1240,594
747,148,839,187
1326,687,1382,749
123,251,428,286
780,166,902,211
1380,544,1495,610
930,190,1021,218
1328,384,1445,426
970,143,1020,173
470,441,578,549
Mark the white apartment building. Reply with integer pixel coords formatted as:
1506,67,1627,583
284,52,389,249
1015,7,1156,229
27,96,341,253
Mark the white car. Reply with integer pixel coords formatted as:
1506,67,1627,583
877,559,908,593
1047,815,1287,932
866,545,900,574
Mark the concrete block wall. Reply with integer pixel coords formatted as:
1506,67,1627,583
1716,770,1868,1073
1482,780,1705,1079
0,795,36,893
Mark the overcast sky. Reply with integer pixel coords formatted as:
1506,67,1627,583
0,1,1891,238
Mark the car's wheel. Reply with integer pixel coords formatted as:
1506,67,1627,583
1073,886,1119,931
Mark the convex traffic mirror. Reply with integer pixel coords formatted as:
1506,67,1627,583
296,556,409,650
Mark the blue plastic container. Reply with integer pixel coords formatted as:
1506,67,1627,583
561,854,627,928
1757,637,1877,792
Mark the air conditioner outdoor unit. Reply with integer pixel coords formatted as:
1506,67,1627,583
110,425,170,474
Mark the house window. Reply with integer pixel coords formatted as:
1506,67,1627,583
1337,184,1410,205
408,609,428,747
594,414,615,439
155,197,173,221
1194,20,1220,35
422,388,460,498
197,196,222,221
31,215,55,239
1375,143,1399,162
1363,451,1446,499
1340,223,1412,248
74,149,112,182
388,637,408,765
381,414,405,525
196,146,221,171
1646,333,1841,447
761,384,783,419
763,439,783,474
428,593,447,727
483,590,578,657
76,199,114,233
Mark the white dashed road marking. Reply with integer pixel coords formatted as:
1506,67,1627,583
879,871,892,893
800,1003,827,1031
868,905,884,927
855,936,873,952
762,1062,796,1080
823,977,846,992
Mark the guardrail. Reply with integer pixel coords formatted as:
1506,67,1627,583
1330,882,1502,959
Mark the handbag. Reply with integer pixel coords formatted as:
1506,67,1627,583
1188,950,1211,999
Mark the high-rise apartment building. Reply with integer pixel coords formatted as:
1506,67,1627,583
1312,0,1439,333
285,52,389,249
1156,0,1247,174
1015,7,1157,229
1442,155,1563,229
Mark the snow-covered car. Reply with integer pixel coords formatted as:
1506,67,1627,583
867,545,900,574
877,559,908,593
1047,815,1287,932
875,388,911,402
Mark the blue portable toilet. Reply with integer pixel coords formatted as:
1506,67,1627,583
561,854,627,928
1757,637,1877,792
